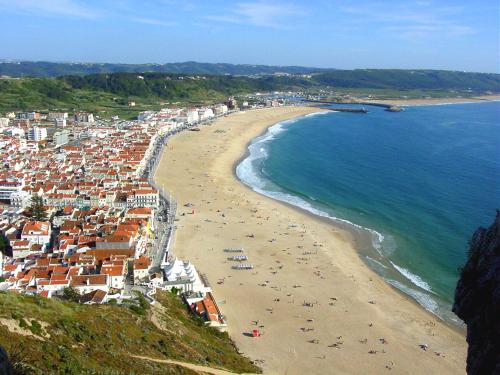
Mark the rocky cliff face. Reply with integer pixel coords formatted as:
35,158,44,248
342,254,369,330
453,211,500,375
0,345,12,375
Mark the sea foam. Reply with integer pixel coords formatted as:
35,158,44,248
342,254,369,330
390,261,435,294
236,114,386,255
235,113,453,322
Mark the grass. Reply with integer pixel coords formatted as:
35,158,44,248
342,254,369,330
0,291,261,374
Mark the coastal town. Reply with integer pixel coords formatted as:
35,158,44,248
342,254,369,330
0,97,283,331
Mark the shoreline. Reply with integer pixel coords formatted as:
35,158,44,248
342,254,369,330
233,111,465,334
155,106,466,374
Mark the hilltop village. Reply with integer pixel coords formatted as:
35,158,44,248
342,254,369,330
0,98,285,331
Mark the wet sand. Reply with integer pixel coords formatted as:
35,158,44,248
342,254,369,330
154,106,467,375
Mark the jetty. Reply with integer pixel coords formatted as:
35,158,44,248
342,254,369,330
302,99,403,113
358,102,404,112
328,107,368,113
302,100,368,113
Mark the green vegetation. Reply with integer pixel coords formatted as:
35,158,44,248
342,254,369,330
0,291,261,374
0,70,498,119
313,69,500,91
0,235,8,256
62,287,81,303
27,194,47,221
0,61,323,78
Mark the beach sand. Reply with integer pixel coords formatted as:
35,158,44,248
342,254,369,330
154,106,467,375
365,94,500,106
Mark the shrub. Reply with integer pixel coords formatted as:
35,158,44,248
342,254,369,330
29,320,43,336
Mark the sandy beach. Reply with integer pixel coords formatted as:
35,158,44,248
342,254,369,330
154,106,467,375
365,94,500,106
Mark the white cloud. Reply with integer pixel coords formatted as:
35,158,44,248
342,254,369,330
0,0,101,18
340,2,476,39
131,17,177,27
207,1,304,28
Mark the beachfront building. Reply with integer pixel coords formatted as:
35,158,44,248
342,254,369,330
213,104,228,116
189,292,227,332
186,110,199,124
198,107,214,121
126,189,159,208
163,258,208,293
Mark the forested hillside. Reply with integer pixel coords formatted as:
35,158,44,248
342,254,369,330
0,61,324,77
0,70,498,118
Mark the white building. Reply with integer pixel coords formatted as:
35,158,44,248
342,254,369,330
73,112,94,123
54,118,67,128
3,127,25,138
126,189,159,208
198,108,214,121
54,130,69,146
213,104,228,116
27,126,47,142
133,256,150,284
163,258,209,293
0,178,25,204
21,221,51,248
48,112,68,121
186,110,199,125
0,118,9,127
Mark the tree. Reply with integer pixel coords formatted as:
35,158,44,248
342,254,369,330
29,194,47,221
62,287,80,303
0,236,8,256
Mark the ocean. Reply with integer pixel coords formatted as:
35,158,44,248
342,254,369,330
236,101,500,325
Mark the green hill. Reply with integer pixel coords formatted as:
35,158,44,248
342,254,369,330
1,70,499,119
313,69,500,91
0,73,311,117
0,61,325,78
0,291,260,374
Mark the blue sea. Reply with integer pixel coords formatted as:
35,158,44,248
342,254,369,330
236,101,500,324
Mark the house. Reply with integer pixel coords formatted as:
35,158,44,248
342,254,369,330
101,261,126,290
190,292,227,332
11,240,32,258
70,274,109,295
80,289,108,304
0,178,25,204
21,221,51,248
127,189,158,208
133,256,150,284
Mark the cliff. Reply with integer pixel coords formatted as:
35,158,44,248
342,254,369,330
453,211,500,375
0,291,261,374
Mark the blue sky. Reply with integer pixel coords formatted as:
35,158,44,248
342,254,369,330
0,0,498,72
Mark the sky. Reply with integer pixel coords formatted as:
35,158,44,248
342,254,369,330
0,0,498,73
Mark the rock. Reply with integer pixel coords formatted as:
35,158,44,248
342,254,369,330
0,346,13,375
453,211,500,375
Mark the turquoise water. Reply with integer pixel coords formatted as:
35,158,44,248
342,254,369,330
236,102,500,324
